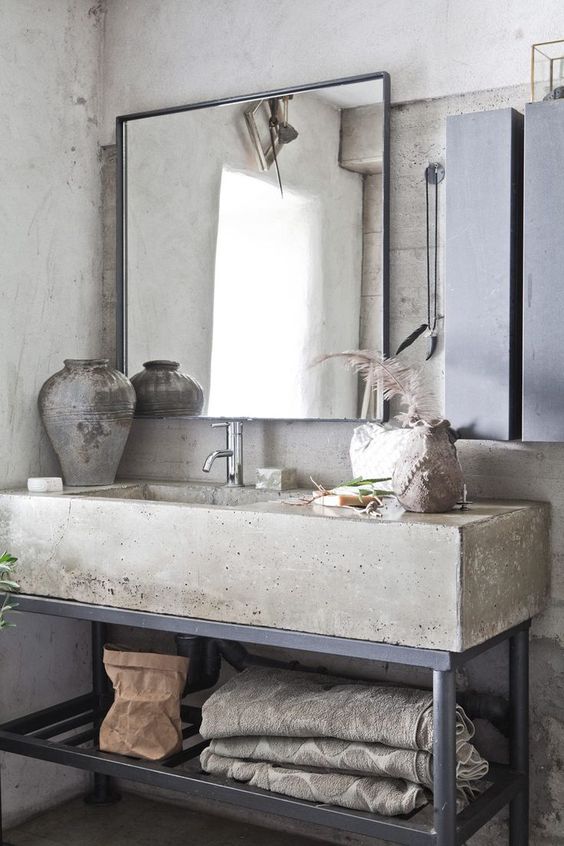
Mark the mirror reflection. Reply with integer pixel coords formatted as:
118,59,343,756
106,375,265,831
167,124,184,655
123,76,388,419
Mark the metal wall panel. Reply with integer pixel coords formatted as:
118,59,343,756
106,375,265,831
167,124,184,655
445,108,523,440
522,100,564,441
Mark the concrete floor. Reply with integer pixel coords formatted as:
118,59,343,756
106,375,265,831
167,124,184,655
6,794,319,846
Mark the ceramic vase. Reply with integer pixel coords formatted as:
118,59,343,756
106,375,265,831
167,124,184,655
391,419,464,513
38,359,136,486
130,360,204,417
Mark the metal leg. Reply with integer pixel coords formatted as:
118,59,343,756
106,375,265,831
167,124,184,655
0,759,14,846
509,627,529,846
84,622,120,806
433,668,458,846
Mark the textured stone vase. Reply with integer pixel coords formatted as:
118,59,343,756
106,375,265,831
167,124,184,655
391,420,464,513
38,359,136,486
130,360,204,417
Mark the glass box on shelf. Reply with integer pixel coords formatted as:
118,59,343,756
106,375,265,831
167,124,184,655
531,39,564,101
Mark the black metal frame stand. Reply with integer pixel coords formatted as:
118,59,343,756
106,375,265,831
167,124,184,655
84,622,121,806
0,595,530,846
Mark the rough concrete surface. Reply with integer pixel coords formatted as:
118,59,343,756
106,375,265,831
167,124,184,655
1,0,104,486
6,793,319,846
0,614,91,829
0,489,549,651
0,0,105,828
100,0,564,142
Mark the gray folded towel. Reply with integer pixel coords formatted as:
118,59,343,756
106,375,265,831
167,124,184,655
206,734,488,790
199,667,488,816
199,667,476,752
200,747,428,816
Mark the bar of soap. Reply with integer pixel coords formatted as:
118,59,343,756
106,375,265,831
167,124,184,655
27,477,63,493
256,467,297,491
315,493,379,508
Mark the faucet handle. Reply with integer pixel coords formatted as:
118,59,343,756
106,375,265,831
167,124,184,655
211,422,230,429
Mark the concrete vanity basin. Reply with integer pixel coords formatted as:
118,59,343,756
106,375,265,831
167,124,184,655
67,480,296,507
0,482,549,651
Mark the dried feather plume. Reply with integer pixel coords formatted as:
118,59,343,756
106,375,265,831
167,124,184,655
313,351,438,426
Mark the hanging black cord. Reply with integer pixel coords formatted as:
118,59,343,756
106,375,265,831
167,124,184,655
396,162,444,359
424,165,440,359
426,176,431,329
432,168,439,333
426,168,439,334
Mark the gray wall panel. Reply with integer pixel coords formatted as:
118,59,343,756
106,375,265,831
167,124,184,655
445,108,523,440
523,100,564,441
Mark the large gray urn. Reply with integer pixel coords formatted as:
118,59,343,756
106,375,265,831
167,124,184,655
38,359,136,486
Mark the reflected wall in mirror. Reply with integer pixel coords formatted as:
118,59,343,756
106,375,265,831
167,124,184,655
118,73,389,420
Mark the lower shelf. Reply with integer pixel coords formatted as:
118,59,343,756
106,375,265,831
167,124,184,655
0,693,524,846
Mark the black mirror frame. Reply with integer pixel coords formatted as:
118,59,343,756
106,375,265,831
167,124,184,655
115,71,390,421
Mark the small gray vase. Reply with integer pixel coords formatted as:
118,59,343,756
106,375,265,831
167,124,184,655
130,360,204,417
392,419,464,513
38,359,136,486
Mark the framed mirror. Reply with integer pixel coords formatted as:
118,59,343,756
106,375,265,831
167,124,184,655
116,72,390,420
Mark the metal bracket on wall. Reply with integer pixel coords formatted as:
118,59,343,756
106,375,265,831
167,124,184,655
425,162,445,185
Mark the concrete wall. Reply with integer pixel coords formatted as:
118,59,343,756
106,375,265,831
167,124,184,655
100,3,564,843
100,0,563,142
0,0,103,827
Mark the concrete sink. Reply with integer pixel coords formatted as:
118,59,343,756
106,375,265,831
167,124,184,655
0,482,550,651
66,480,293,507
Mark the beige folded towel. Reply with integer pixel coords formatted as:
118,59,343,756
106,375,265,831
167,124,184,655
199,668,488,816
200,747,428,816
207,734,488,790
199,667,476,753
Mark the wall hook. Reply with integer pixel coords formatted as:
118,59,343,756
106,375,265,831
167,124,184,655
425,162,445,185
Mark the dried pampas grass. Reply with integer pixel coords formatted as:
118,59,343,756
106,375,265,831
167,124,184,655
313,351,438,427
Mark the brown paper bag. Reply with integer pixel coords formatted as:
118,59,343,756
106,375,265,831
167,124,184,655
100,645,189,761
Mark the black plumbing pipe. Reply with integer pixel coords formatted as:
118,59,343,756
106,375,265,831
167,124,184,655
215,639,329,676
215,640,305,672
176,636,222,696
176,636,328,695
458,691,510,736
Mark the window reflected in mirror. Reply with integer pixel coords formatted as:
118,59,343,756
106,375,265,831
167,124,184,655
122,75,388,420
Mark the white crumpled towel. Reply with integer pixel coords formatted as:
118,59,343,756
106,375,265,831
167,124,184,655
349,423,410,488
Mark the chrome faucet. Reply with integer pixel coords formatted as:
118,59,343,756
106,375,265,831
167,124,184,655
202,421,244,486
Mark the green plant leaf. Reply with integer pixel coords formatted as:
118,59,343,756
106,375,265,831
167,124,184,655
340,477,391,487
0,552,19,630
0,553,17,564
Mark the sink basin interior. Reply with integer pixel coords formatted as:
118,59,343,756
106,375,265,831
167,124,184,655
67,481,302,507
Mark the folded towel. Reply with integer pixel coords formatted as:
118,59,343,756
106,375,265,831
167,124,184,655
199,667,475,753
200,747,428,816
200,668,489,816
206,734,488,790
